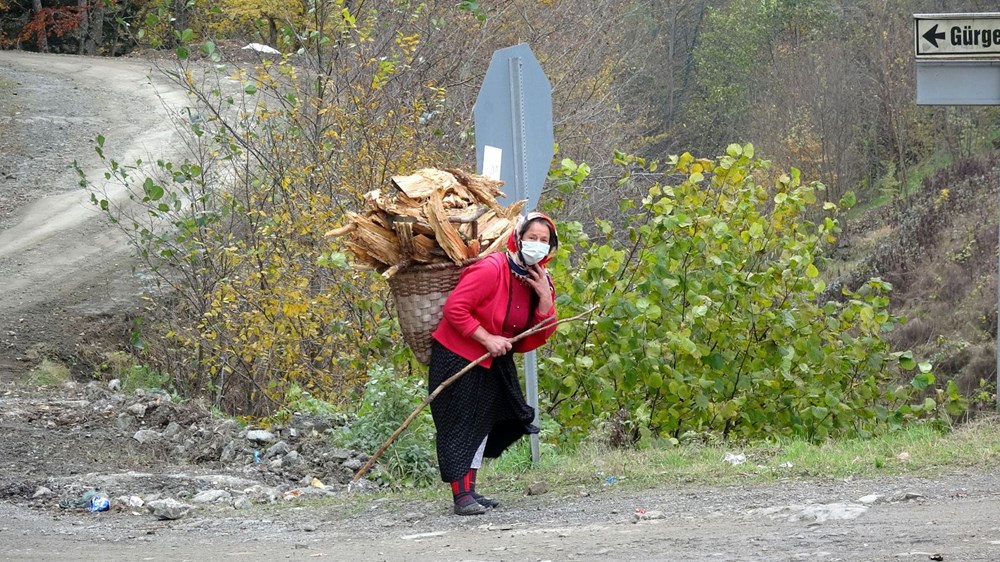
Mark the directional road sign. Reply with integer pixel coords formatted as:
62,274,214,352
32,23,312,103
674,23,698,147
915,13,1000,58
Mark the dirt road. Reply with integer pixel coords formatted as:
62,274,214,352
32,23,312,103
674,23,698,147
1,51,999,562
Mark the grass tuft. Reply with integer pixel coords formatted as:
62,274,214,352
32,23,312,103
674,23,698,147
29,359,72,386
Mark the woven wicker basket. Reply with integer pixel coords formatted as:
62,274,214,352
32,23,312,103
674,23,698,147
387,259,479,364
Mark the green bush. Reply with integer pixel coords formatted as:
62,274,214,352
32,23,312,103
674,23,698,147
543,145,959,446
333,364,438,487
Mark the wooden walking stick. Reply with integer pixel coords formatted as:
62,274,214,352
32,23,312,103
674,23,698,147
352,304,598,483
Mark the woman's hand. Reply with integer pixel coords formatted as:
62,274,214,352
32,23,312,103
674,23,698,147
473,326,512,357
526,265,553,315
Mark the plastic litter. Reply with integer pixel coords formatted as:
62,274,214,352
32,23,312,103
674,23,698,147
723,452,747,466
88,494,110,512
59,490,110,511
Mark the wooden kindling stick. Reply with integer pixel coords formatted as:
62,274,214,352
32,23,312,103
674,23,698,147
352,304,599,483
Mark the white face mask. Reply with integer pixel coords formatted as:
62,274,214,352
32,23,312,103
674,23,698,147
520,241,550,266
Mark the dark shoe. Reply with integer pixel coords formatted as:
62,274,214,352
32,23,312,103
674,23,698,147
454,499,488,515
473,493,500,508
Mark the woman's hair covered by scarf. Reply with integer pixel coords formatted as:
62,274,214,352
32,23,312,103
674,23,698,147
506,212,558,266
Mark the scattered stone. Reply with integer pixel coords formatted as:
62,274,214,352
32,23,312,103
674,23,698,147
633,509,665,523
133,429,161,444
108,379,122,392
346,479,376,494
115,412,136,432
342,457,363,471
191,489,231,504
325,449,352,463
146,498,194,520
127,403,147,417
265,440,291,458
857,494,881,505
32,486,53,499
281,450,303,469
246,429,275,443
162,422,183,440
525,482,549,496
886,492,924,503
233,496,253,510
756,502,868,524
290,413,337,434
194,475,259,489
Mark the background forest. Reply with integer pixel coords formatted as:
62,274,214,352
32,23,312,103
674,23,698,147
3,0,1000,464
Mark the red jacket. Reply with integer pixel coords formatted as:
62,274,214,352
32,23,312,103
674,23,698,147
432,252,557,368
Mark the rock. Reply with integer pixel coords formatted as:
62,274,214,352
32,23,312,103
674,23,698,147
108,379,122,392
194,475,259,488
342,457,363,471
246,429,275,443
147,498,194,520
219,440,242,463
32,486,53,499
242,485,282,504
191,489,231,504
133,429,161,444
325,449,352,462
525,482,549,496
290,413,336,434
283,450,302,467
162,421,183,440
233,496,253,510
115,412,136,431
265,440,290,458
346,478,377,494
127,403,147,417
633,509,665,522
857,494,881,505
886,491,924,503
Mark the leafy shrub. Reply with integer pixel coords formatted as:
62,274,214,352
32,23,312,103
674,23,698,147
544,145,959,446
332,365,437,487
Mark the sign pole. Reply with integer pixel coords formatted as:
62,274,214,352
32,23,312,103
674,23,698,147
507,55,543,464
474,44,554,465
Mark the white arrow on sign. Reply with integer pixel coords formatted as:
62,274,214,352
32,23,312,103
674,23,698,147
915,13,1000,58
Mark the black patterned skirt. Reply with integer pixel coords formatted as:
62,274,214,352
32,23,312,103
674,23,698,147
427,340,538,483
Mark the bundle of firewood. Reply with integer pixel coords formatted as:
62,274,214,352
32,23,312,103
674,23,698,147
325,168,524,278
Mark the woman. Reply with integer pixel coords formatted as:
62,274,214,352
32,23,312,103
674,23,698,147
428,212,559,515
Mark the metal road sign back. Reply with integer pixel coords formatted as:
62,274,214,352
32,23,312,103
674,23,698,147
915,13,1000,58
473,44,554,212
473,44,555,465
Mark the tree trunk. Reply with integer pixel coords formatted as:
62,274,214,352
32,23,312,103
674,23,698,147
31,0,49,52
89,0,105,54
171,0,189,47
77,0,89,55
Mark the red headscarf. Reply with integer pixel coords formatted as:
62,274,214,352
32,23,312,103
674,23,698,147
506,212,558,267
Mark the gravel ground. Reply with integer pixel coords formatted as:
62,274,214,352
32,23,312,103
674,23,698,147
1,50,999,562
